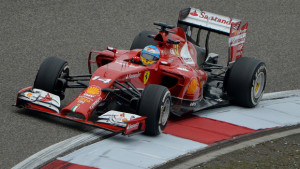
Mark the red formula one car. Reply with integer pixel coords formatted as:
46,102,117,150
16,8,266,136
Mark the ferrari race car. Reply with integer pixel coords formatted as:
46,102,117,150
16,8,266,136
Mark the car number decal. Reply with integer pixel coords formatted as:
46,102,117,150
92,76,112,83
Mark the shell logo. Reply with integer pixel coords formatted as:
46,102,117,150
86,86,101,95
186,78,199,95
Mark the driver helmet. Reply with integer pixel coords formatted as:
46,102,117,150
140,45,160,66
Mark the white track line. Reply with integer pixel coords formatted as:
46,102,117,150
58,134,207,169
12,90,300,169
262,90,300,100
12,130,111,169
196,95,300,130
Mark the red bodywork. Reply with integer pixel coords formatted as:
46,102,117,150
16,8,248,134
16,27,208,134
60,27,208,121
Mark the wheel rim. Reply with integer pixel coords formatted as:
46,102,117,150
60,65,69,79
55,65,69,96
159,97,170,127
253,72,265,99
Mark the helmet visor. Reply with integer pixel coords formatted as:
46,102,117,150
141,53,159,61
141,56,157,65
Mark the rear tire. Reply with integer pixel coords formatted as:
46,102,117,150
138,84,171,136
33,56,69,100
225,57,267,107
130,30,157,50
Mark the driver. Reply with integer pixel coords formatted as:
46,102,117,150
132,45,160,66
140,45,160,66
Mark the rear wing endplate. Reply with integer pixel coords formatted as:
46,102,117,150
178,8,248,62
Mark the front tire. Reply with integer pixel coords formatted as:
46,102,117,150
33,56,69,99
225,57,267,107
138,84,171,136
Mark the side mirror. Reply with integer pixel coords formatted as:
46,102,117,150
107,46,117,57
107,46,117,52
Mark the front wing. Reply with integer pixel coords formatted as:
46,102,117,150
15,87,146,136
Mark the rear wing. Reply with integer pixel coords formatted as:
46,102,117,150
178,8,248,62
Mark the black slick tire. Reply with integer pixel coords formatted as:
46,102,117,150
33,56,69,99
225,57,267,108
138,84,171,136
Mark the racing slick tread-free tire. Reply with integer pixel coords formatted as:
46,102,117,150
225,57,266,108
138,84,171,136
33,56,69,100
130,30,157,50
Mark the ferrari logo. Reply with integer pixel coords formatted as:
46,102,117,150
144,71,150,84
174,44,179,55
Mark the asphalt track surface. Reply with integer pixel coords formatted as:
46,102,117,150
0,0,299,168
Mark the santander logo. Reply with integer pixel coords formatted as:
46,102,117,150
190,10,232,26
126,123,139,130
190,10,198,16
